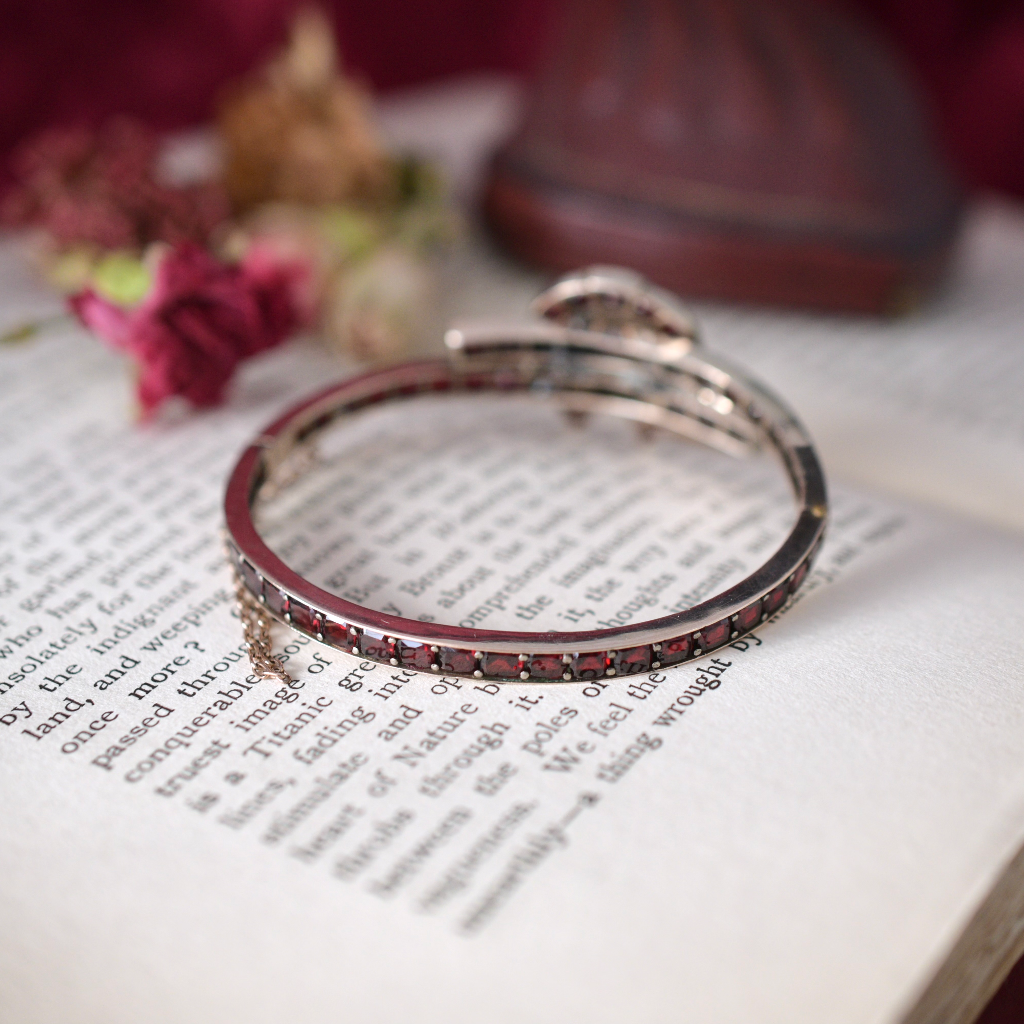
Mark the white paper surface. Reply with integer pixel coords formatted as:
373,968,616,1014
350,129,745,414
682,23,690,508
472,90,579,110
1,304,1024,1024
2,78,1024,1024
379,78,1024,533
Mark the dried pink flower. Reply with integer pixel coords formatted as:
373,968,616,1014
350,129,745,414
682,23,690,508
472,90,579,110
70,243,310,418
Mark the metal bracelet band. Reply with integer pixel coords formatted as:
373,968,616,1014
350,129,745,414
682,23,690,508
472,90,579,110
224,268,828,683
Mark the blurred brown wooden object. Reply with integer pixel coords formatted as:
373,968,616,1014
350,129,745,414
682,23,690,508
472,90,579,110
484,0,962,315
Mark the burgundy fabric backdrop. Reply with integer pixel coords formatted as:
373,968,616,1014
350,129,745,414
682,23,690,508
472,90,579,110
1,0,1024,198
1,1,1023,1016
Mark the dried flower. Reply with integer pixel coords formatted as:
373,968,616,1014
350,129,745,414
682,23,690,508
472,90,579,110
2,118,228,253
218,8,392,212
228,192,457,363
7,5,458,403
91,252,153,306
326,245,436,363
70,243,308,418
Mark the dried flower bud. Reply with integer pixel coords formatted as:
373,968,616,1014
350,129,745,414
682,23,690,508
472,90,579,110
218,7,392,212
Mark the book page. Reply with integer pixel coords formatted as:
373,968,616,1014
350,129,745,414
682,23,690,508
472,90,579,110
374,78,1024,533
2,306,1024,1024
436,203,1024,534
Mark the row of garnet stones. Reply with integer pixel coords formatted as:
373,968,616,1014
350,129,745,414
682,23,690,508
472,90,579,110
234,550,813,682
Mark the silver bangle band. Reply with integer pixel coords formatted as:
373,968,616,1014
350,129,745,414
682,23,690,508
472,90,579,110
224,268,828,683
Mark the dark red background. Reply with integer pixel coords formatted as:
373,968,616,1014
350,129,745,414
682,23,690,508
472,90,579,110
2,0,1024,199
1,1,1022,1015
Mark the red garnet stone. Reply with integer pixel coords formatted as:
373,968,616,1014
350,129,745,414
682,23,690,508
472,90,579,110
265,585,287,616
763,584,789,616
699,618,731,650
527,654,566,680
735,600,762,633
359,631,394,662
438,647,476,674
659,635,691,665
398,640,435,671
612,646,652,675
481,652,523,678
239,559,261,598
570,652,608,679
789,560,809,592
289,601,316,633
322,619,349,647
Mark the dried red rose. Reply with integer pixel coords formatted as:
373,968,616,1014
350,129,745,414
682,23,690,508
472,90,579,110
70,243,309,418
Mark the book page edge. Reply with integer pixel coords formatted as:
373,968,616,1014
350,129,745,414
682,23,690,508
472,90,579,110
900,840,1024,1024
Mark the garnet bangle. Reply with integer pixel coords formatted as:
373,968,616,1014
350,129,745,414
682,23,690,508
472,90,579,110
224,268,828,684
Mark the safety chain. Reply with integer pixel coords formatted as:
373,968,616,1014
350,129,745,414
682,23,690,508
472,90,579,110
226,540,294,685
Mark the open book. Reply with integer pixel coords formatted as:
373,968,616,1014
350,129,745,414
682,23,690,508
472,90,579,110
2,80,1024,1024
